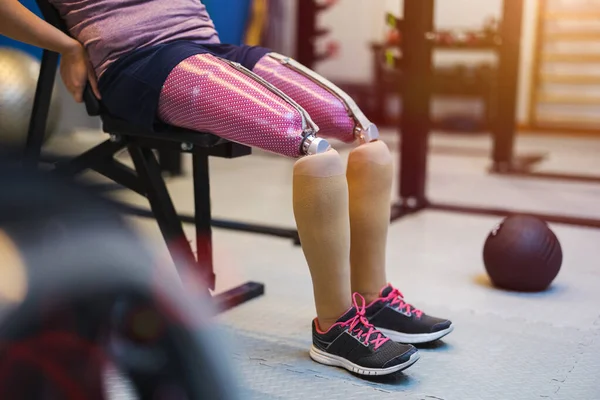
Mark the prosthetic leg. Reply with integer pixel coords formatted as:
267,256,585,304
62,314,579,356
253,53,393,302
253,53,379,144
157,54,353,329
157,51,448,357
158,54,329,158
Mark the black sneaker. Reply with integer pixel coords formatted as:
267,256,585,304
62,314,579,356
364,284,454,344
310,293,419,376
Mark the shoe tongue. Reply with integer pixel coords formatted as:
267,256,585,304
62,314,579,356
380,284,394,298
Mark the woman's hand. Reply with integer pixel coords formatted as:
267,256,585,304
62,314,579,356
0,0,102,102
59,40,101,103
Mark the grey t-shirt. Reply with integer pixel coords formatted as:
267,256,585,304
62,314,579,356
49,0,220,77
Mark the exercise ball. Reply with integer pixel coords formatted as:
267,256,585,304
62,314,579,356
0,47,61,147
483,215,562,292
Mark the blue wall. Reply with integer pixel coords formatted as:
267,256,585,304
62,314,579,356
0,0,43,59
203,0,252,45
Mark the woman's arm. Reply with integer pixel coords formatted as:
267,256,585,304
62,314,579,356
0,0,101,101
0,0,78,54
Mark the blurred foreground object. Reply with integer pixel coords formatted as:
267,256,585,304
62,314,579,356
0,160,239,399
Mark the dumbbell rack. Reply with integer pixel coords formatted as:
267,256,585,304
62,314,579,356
381,1,546,171
391,0,600,230
295,0,338,69
371,14,501,131
528,0,600,134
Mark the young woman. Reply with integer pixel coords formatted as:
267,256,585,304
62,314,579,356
0,0,453,377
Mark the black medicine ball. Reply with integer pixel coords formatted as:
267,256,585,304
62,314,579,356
483,215,562,292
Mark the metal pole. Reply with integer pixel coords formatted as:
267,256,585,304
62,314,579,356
491,0,524,171
398,0,435,206
24,50,59,166
295,0,316,68
193,152,215,290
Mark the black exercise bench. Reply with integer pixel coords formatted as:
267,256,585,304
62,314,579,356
25,0,290,310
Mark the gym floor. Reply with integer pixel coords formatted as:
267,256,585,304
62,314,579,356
55,129,600,399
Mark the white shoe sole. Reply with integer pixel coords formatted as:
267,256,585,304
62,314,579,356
309,345,420,376
376,324,454,344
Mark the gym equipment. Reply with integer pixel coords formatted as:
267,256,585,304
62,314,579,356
384,5,597,185
375,11,498,132
383,14,500,51
386,29,402,46
493,0,600,184
0,161,239,399
384,13,403,48
530,1,600,133
483,215,562,292
28,0,271,313
429,28,501,48
0,48,61,147
390,0,600,230
295,0,340,69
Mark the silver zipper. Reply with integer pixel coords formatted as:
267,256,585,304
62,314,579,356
267,53,373,133
220,59,319,137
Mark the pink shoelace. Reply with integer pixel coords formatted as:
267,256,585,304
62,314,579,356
384,287,423,318
342,293,389,350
